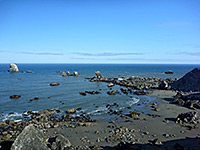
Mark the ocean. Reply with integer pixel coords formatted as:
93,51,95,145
0,64,199,121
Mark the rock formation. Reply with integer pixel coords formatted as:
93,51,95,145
171,68,200,92
173,92,200,109
9,64,19,72
95,71,102,79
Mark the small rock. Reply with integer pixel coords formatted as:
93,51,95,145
165,70,174,74
107,90,117,95
10,95,21,99
50,82,60,86
154,107,160,112
25,70,32,73
66,108,76,114
80,91,87,96
163,119,169,123
108,83,114,87
62,71,67,76
150,139,163,145
34,97,39,100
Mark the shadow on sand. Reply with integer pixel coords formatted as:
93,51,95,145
103,137,200,150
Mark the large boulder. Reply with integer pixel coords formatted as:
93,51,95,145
11,124,49,150
171,68,200,92
55,134,71,150
159,81,170,90
9,64,19,72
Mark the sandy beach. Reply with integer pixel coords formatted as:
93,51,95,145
38,90,199,149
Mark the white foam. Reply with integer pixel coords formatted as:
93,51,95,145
127,98,140,106
0,112,24,122
87,106,108,115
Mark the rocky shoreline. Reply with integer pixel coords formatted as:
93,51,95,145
1,68,200,150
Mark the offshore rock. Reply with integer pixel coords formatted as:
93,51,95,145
165,70,174,74
10,95,21,99
50,82,60,86
73,71,79,76
171,68,200,92
11,124,49,150
25,70,32,73
9,64,19,72
62,71,67,76
95,71,102,79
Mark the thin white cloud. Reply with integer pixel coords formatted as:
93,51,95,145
0,51,64,55
73,52,144,56
172,51,200,56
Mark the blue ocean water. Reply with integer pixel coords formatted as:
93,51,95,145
0,64,199,121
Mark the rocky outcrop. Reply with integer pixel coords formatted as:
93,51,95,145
173,92,200,109
9,64,19,72
95,71,102,79
171,68,200,92
88,72,174,91
11,124,49,150
176,111,200,128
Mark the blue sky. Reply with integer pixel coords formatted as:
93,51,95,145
0,0,199,64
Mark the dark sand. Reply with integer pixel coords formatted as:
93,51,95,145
42,90,200,149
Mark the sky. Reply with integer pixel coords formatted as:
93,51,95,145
0,0,200,64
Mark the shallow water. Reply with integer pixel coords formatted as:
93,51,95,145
0,63,199,121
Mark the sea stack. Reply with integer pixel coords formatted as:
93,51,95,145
9,64,19,72
73,71,79,76
95,71,102,79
